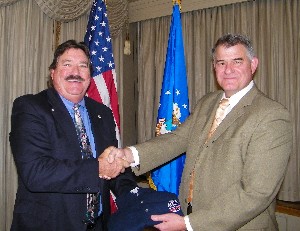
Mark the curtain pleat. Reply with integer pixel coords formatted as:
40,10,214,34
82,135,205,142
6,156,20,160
0,0,54,229
137,18,170,142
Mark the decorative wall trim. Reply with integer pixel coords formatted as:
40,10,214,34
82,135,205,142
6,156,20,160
128,0,249,22
0,0,19,7
34,0,92,22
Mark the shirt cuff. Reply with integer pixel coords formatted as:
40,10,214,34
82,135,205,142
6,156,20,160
127,146,139,167
184,216,193,231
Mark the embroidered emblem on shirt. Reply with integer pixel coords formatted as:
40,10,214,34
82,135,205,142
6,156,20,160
168,199,181,213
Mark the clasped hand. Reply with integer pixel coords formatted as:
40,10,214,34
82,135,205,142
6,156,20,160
98,146,132,180
98,148,187,231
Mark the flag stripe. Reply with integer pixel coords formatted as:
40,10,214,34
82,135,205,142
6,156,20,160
87,78,104,104
102,70,120,129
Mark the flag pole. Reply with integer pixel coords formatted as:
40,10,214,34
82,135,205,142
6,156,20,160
173,0,181,11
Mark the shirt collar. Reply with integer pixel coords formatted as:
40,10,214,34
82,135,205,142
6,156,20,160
59,95,86,112
222,80,254,108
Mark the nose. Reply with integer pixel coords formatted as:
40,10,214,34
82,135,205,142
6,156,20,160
71,65,80,75
224,63,235,74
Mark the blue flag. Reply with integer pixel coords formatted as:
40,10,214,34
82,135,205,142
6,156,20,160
150,3,189,196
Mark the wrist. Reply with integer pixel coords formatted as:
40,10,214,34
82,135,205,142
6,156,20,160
124,147,134,163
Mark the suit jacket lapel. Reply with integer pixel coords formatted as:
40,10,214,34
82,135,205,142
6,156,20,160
85,98,109,193
211,86,259,141
188,92,223,164
85,97,106,158
47,89,108,159
46,88,82,158
203,93,223,139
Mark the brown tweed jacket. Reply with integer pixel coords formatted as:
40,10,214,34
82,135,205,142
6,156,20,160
133,85,292,231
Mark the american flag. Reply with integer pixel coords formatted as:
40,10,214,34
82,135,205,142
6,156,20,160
84,0,120,213
84,0,121,147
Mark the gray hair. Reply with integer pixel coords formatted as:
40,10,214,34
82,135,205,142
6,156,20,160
212,34,255,61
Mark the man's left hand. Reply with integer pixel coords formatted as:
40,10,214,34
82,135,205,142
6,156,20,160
152,213,186,231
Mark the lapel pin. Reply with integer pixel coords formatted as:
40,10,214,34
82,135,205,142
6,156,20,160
98,115,101,119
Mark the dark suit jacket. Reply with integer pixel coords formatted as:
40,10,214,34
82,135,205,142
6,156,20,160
133,86,292,231
10,88,137,231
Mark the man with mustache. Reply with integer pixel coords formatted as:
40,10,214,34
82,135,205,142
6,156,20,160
9,40,136,231
65,75,85,82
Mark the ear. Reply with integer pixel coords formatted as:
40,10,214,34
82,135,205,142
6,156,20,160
250,57,259,74
50,69,54,79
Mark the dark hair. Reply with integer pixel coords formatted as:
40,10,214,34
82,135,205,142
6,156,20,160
47,40,92,87
212,34,255,61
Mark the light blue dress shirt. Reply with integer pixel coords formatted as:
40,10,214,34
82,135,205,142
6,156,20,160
60,95,102,215
60,96,96,158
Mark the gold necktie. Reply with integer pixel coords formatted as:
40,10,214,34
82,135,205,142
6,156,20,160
187,98,230,214
207,98,230,139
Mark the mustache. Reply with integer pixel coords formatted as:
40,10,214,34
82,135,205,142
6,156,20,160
65,75,85,82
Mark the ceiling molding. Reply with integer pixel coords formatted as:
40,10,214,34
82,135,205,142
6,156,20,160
128,0,249,23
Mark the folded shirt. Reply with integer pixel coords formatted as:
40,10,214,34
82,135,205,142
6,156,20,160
108,187,183,231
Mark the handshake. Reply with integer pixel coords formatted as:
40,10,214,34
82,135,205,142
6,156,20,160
97,146,135,180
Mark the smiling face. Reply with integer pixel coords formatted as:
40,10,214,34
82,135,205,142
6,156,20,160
50,48,91,103
213,44,258,98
